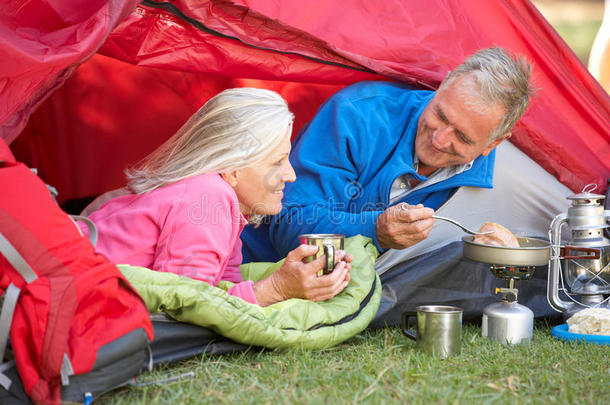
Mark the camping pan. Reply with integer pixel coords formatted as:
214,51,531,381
462,236,550,267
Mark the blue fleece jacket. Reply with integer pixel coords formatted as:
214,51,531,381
241,81,495,262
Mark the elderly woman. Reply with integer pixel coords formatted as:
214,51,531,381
83,88,351,306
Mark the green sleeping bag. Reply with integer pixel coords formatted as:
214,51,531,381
119,235,381,349
118,236,381,349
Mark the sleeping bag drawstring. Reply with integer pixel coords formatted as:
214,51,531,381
133,371,195,387
80,372,196,403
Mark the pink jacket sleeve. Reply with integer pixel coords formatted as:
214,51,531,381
221,237,244,283
152,177,257,304
223,237,257,304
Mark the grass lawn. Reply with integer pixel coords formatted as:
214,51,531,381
98,322,609,405
533,0,604,64
552,20,604,64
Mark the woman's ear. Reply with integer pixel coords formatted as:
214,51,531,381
220,170,240,187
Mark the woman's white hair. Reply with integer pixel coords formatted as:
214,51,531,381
126,88,294,194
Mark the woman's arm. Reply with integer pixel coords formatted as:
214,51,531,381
153,176,259,302
155,176,352,306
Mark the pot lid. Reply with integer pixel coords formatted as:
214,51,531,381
567,184,605,202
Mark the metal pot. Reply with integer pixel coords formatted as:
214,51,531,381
462,236,550,267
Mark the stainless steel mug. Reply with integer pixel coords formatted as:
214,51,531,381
402,305,463,359
299,234,344,276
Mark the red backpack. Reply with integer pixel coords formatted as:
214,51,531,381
0,142,153,404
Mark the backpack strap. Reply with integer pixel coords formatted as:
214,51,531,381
0,284,20,390
0,360,16,390
0,233,38,283
60,354,74,386
69,215,98,247
0,284,20,362
0,233,38,390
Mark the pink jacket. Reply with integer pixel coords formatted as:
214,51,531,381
84,173,257,304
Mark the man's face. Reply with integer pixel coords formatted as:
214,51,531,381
414,74,510,174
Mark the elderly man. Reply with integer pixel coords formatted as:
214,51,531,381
242,46,534,262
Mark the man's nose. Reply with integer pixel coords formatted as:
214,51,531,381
431,126,454,149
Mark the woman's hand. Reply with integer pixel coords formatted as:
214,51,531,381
253,244,352,306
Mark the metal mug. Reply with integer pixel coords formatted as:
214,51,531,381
299,234,344,276
402,305,463,359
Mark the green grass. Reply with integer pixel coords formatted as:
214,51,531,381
553,20,602,65
98,323,609,405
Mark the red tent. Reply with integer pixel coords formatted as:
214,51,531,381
2,0,609,203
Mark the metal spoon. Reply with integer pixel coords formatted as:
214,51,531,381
431,215,494,235
399,203,493,235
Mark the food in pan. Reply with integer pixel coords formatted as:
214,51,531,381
473,222,520,248
567,307,610,336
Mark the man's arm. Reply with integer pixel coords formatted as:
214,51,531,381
267,83,439,257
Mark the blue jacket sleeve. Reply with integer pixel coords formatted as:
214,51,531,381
269,93,384,257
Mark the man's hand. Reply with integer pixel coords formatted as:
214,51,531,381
376,203,435,249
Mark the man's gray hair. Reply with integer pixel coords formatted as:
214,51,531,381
126,87,294,193
439,46,534,140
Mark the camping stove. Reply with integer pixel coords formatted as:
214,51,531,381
548,184,610,318
463,237,550,344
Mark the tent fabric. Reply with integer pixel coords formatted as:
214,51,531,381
149,313,250,365
100,1,379,83
9,57,349,202
0,0,139,144
232,0,610,193
2,0,608,204
0,137,15,163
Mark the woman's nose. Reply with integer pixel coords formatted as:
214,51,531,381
283,162,296,183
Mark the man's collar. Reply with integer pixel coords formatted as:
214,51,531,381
412,154,474,179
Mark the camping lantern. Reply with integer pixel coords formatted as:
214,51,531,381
548,184,610,317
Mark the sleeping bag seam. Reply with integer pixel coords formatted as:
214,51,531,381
283,275,377,331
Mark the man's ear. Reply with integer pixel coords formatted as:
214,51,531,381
481,132,511,156
220,170,240,187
